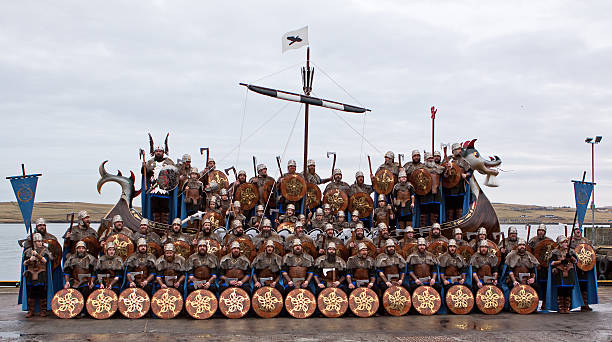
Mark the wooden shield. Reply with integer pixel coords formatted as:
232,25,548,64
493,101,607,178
350,240,377,259
73,236,101,257
349,192,374,219
86,288,118,319
487,240,502,265
105,233,134,261
147,241,163,258
457,245,474,262
208,170,229,190
428,240,448,257
203,238,223,259
323,189,349,214
442,163,462,189
276,222,295,233
382,285,411,316
373,169,395,195
302,241,318,259
252,286,284,318
45,239,63,269
575,243,596,272
348,287,379,317
317,287,349,318
337,244,349,261
402,243,418,259
236,183,259,211
533,240,558,268
203,212,225,229
224,237,256,262
51,288,84,319
257,241,286,257
118,288,150,319
263,180,276,208
185,289,218,319
280,174,307,202
509,284,539,314
173,240,193,260
445,285,474,315
219,287,251,319
285,288,316,319
475,285,504,315
151,288,184,319
410,169,433,196
305,183,322,209
412,285,441,315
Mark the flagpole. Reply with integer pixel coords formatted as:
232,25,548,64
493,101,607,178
430,107,437,155
21,164,35,249
303,47,312,174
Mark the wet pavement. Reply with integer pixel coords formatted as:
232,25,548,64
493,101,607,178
1,287,611,342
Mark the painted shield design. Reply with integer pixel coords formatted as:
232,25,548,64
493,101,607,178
575,243,596,272
382,285,411,316
457,245,474,262
305,183,322,210
409,169,433,196
280,174,307,202
203,211,225,229
402,242,417,259
224,237,256,262
445,285,474,315
323,189,349,214
475,285,505,315
487,240,502,265
72,236,101,258
348,192,374,219
285,288,316,319
45,239,63,269
302,241,318,259
533,240,558,269
317,287,349,318
208,170,229,190
236,183,259,211
52,288,84,319
185,289,218,319
442,163,462,189
173,240,193,260
252,286,284,318
427,240,448,257
151,288,184,319
203,238,223,259
373,169,395,195
257,240,285,257
509,284,539,314
106,233,134,261
118,288,151,319
276,222,295,233
412,285,441,316
158,165,179,191
147,241,163,258
349,287,379,317
86,288,118,319
219,287,251,319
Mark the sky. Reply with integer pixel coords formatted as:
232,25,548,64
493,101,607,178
1,1,611,207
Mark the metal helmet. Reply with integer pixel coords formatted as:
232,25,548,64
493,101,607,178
232,220,242,229
352,210,359,216
307,159,315,167
316,208,323,215
190,167,199,174
385,239,395,247
557,235,568,244
198,239,207,247
355,171,364,178
356,222,364,230
287,159,297,167
287,204,295,210
238,170,246,176
257,163,267,172
378,194,386,202
406,226,414,233
451,143,462,151
292,239,302,247
398,170,407,178
33,233,43,241
377,222,388,230
106,241,115,250
479,240,490,248
172,218,182,225
358,242,368,251
137,238,147,247
230,241,241,249
333,168,342,176
77,210,89,221
233,201,241,208
265,240,275,248
424,152,432,160
478,227,487,235
538,223,547,232
164,243,175,252
337,211,345,217
325,223,334,231
208,157,215,163
448,239,457,247
140,218,149,226
295,221,304,228
327,242,337,249
417,237,426,246
518,239,527,246
298,214,306,220
384,151,394,159
433,150,441,157
220,189,228,196
75,241,87,249
35,218,46,226
206,182,219,193
112,215,123,224
262,218,272,227
182,154,191,162
454,228,462,235
323,203,331,209
202,218,211,224
432,223,441,231
411,149,420,157
256,205,264,211
508,226,517,234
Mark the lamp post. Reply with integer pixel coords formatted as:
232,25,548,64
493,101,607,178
585,136,602,242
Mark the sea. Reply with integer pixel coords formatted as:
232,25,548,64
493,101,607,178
0,222,576,282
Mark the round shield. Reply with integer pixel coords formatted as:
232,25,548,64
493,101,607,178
151,288,184,319
225,236,256,262
302,241,318,258
235,183,259,211
350,240,377,259
208,170,229,190
285,288,316,319
509,284,539,314
305,183,322,210
158,165,179,191
105,233,134,261
276,222,295,233
428,240,448,257
52,288,84,319
280,174,307,202
475,285,505,315
373,169,395,195
173,240,193,260
44,239,63,269
349,192,374,219
382,285,411,316
487,240,502,265
185,289,218,319
257,240,285,257
317,287,349,318
533,240,558,268
86,288,118,319
147,241,163,258
118,287,151,319
442,163,462,189
202,238,223,259
348,287,379,317
219,287,251,319
252,286,284,318
323,189,349,214
412,285,441,315
72,236,101,257
410,169,433,196
575,243,596,272
457,245,474,262
445,285,474,315
402,242,417,258
337,244,350,261
262,180,276,208
203,212,225,229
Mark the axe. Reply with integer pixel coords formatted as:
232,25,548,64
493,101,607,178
367,155,373,179
252,156,258,176
225,166,237,180
139,148,147,190
327,151,336,177
200,147,209,166
398,153,404,168
275,156,283,176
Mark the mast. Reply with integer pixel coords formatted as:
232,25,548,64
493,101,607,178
302,47,313,173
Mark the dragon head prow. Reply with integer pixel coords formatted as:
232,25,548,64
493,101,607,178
97,160,140,207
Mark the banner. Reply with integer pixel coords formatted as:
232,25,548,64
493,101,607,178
282,26,309,53
7,174,42,233
572,180,594,231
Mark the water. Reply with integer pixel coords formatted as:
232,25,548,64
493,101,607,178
0,222,575,282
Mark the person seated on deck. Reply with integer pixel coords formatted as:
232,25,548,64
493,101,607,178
375,239,407,294
346,242,377,294
405,238,441,294
314,242,347,295
315,224,343,256
218,241,251,294
251,240,285,294
155,243,186,291
125,238,157,297
438,239,468,292
186,239,219,294
470,240,499,294
281,239,315,293
94,242,124,295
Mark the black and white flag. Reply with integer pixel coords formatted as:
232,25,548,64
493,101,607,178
282,26,308,53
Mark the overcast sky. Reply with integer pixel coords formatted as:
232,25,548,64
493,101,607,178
1,1,611,208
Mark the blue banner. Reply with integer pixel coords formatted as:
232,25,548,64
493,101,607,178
572,180,594,231
7,174,42,233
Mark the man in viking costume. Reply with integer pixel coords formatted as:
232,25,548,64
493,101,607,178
547,235,580,314
438,239,468,291
125,238,157,296
310,208,326,231
142,133,175,223
22,233,52,318
249,163,276,207
373,223,398,254
304,159,331,185
351,171,374,196
452,228,468,247
375,239,407,293
316,223,344,256
186,239,219,294
99,214,134,247
282,239,315,293
284,222,314,251
62,210,97,255
63,240,96,317
133,218,162,245
375,151,399,178
95,241,124,295
183,167,204,217
504,239,539,293
406,237,440,293
427,223,449,246
252,218,283,250
219,241,251,294
324,168,352,196
444,142,472,221
252,240,284,294
470,240,499,293
155,243,186,290
314,242,347,294
392,169,415,231
569,226,598,312
346,242,376,293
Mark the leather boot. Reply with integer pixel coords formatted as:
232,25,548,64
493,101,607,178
540,296,547,311
557,296,565,313
40,298,48,317
580,291,592,312
562,296,570,314
25,298,35,318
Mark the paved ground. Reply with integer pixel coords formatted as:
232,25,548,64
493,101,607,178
1,287,611,342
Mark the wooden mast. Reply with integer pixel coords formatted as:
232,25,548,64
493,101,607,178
302,47,313,173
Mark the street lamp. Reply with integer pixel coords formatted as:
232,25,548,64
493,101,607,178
585,136,603,241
